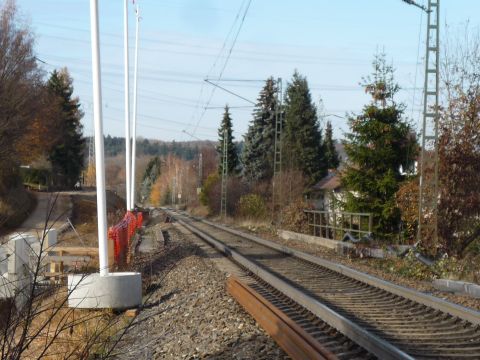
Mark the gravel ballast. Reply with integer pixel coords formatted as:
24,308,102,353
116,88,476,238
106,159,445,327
114,220,288,359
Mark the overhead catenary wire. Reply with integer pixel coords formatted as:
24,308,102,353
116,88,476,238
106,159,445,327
36,1,429,145
106,116,215,138
187,0,251,134
204,79,255,105
38,32,418,68
191,0,253,135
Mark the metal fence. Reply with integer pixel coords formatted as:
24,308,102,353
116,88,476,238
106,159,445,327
304,210,373,241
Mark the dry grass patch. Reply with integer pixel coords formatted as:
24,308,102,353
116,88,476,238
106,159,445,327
3,287,131,360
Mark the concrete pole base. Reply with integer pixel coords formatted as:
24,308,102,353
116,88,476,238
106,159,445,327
68,272,142,310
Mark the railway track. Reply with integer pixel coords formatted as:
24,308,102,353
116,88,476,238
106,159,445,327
168,210,480,360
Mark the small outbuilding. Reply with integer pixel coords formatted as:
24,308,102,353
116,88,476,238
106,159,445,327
311,170,343,211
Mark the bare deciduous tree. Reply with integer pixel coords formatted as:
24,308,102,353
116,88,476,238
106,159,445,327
438,24,480,256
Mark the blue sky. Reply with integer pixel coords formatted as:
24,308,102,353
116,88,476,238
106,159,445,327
15,0,480,141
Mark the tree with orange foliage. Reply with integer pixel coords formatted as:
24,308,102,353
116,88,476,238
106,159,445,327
16,91,63,164
84,162,96,187
149,154,199,207
0,2,43,175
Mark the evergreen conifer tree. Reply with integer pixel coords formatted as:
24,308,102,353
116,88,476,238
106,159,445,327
217,105,239,175
48,68,85,188
342,53,418,238
283,71,326,185
241,77,278,183
323,121,340,169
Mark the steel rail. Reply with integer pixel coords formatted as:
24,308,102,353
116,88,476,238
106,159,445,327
172,213,413,360
199,217,480,326
227,275,338,360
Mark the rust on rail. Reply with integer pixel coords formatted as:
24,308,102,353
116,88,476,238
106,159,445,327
227,275,338,360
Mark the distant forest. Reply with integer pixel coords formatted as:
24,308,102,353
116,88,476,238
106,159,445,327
93,136,215,160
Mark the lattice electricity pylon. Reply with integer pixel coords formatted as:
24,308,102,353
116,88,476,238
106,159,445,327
272,78,283,222
417,0,440,246
220,128,228,220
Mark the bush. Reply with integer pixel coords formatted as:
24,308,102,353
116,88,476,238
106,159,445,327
0,186,36,230
237,194,267,220
200,173,248,216
280,199,314,234
395,177,419,244
20,167,52,187
199,173,220,210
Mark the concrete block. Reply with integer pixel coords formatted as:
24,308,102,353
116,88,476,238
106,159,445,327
278,229,342,250
44,229,57,249
68,272,142,310
278,229,392,259
0,247,7,275
365,248,385,259
7,235,28,275
433,279,470,294
396,245,412,254
0,274,14,299
465,283,480,298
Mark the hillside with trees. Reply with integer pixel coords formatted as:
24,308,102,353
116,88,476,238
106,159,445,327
101,135,203,160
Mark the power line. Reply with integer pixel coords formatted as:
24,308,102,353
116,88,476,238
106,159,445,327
106,106,218,131
205,105,254,109
39,32,407,68
104,116,214,137
188,0,251,134
204,79,255,105
191,0,253,135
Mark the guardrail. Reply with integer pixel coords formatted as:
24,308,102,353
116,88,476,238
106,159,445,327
304,210,372,240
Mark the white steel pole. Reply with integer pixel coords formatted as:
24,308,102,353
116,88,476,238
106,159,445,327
124,0,132,211
131,3,140,209
89,0,109,276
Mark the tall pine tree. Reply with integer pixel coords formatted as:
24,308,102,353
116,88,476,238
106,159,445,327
241,77,278,183
323,121,340,169
217,105,239,175
48,68,85,188
140,156,161,202
342,53,418,239
283,71,326,185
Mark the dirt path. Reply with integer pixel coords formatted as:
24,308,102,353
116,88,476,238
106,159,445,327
13,192,73,237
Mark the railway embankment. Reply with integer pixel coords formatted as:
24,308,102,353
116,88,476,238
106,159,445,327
226,221,480,311
170,211,480,359
114,211,287,359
